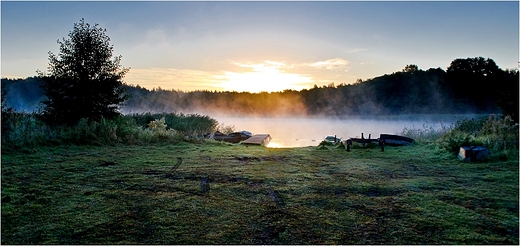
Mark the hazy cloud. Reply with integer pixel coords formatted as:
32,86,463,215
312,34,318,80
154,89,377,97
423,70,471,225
306,58,350,70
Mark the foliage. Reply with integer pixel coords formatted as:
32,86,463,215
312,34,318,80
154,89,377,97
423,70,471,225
128,112,218,136
437,115,519,159
38,19,129,126
495,69,519,122
1,111,219,151
445,57,505,113
216,122,236,134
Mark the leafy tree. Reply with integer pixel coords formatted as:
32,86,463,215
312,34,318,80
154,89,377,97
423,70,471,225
495,69,519,122
38,19,129,125
446,57,501,111
1,86,8,112
402,64,419,73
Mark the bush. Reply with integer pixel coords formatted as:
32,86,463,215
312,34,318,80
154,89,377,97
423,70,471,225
1,111,220,150
216,123,235,134
128,112,218,137
1,111,51,149
437,115,519,159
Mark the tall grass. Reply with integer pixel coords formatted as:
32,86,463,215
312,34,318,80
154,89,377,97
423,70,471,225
128,112,218,137
437,114,519,160
400,114,519,160
400,123,451,144
3,109,518,162
1,111,219,151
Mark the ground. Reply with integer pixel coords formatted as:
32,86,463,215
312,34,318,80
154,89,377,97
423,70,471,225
1,141,518,244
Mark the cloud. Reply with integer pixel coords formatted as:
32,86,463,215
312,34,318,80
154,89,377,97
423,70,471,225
234,60,288,72
306,58,349,70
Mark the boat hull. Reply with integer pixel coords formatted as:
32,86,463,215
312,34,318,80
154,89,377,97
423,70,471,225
379,134,414,146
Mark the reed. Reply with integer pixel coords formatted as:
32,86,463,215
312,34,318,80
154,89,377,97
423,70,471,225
1,111,219,150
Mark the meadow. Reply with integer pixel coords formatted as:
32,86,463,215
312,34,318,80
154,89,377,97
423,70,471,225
1,113,518,244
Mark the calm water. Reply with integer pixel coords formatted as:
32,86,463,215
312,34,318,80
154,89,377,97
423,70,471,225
215,114,486,147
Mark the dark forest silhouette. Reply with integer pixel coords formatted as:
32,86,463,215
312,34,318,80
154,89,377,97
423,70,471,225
2,57,518,121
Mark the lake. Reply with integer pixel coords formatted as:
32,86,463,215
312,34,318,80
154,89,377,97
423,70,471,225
215,114,486,147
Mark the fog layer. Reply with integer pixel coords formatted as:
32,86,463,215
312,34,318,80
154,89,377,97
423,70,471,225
217,115,471,147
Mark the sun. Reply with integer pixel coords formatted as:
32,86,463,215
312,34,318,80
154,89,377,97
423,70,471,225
218,61,313,93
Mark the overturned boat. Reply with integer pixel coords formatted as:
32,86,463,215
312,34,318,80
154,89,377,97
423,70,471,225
324,135,343,144
379,134,414,146
345,133,414,151
213,131,252,143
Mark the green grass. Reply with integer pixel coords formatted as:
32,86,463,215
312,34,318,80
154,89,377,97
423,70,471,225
2,141,518,244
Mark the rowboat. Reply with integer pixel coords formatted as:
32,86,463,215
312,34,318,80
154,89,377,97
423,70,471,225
345,133,414,152
324,135,342,144
213,131,252,143
379,134,414,146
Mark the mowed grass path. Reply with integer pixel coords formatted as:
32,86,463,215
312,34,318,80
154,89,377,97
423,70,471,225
2,142,518,244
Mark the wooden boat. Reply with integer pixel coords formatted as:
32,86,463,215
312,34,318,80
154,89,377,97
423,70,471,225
324,135,342,144
213,131,242,143
379,134,414,146
242,134,272,146
213,131,253,143
238,131,253,140
346,133,379,145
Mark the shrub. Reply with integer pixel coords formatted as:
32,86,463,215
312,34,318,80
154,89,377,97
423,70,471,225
1,111,50,149
1,111,220,150
216,123,236,134
437,114,519,159
128,112,218,137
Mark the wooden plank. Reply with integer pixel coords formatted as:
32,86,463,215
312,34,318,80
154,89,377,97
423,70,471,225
242,134,272,146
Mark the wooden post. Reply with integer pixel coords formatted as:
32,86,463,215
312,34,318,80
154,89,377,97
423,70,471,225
201,177,210,195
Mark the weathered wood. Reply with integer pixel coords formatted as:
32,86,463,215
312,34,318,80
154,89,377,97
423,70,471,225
379,134,414,146
200,177,210,194
242,134,272,146
348,133,379,145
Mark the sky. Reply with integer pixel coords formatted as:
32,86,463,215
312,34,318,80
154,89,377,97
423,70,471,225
2,1,519,93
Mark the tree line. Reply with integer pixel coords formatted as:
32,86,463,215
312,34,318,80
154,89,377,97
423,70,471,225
2,57,518,122
122,60,517,120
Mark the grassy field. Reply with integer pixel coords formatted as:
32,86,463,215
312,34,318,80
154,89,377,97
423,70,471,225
1,141,518,244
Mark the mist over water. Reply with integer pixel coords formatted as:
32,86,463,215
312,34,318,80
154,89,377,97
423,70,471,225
216,114,484,147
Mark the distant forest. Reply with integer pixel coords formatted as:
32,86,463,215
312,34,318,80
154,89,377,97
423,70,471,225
2,57,518,119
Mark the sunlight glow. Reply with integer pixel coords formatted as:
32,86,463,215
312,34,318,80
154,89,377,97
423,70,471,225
125,68,224,91
217,61,313,93
266,141,285,148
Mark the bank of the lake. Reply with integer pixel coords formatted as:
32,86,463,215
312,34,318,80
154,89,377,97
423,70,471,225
215,114,487,147
1,141,518,244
